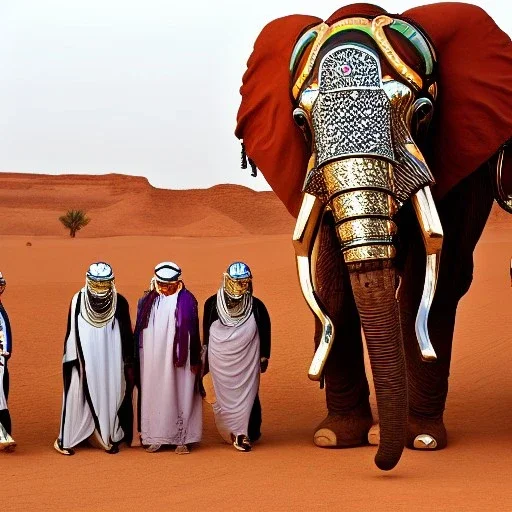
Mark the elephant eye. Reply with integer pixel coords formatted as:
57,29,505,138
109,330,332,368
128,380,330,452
293,107,308,127
410,98,434,140
293,107,313,145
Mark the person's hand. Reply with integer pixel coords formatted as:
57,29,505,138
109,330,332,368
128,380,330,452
194,372,206,398
260,357,269,373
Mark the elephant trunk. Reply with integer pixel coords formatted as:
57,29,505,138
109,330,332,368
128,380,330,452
327,158,407,470
297,157,409,469
349,261,406,471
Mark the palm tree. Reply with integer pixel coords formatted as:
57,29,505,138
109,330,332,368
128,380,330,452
59,210,91,238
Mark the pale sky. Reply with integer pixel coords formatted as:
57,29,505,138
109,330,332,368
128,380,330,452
0,0,510,191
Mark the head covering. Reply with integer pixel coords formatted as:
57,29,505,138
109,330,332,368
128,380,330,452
227,262,252,280
86,262,114,281
223,262,253,299
235,3,512,216
150,261,183,295
0,272,5,296
82,262,117,327
217,262,254,326
154,262,182,282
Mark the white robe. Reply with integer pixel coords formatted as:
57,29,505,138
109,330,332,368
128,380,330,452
208,314,260,441
58,292,126,450
0,310,9,411
140,293,202,446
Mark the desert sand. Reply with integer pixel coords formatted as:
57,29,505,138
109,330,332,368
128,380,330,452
1,174,511,511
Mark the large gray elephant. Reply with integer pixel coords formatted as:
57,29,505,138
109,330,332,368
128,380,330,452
235,3,512,470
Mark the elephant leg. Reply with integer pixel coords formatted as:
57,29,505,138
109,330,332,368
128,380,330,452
399,163,494,449
313,213,373,448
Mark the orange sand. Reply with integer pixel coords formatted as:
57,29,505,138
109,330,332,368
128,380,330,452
1,175,511,511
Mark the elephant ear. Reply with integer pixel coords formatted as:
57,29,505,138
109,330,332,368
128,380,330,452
404,3,512,197
235,15,322,218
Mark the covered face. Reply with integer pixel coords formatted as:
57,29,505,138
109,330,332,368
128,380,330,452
86,262,115,292
223,262,253,299
153,261,183,296
82,262,117,327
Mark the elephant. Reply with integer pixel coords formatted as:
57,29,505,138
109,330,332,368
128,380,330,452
235,3,512,471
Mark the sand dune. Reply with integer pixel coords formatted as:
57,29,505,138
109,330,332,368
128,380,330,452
0,173,294,237
1,172,510,239
0,176,511,511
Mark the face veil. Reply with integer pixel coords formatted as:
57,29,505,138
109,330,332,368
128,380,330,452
217,262,254,326
81,262,117,328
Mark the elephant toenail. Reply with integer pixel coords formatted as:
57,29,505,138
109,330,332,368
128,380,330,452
413,434,437,449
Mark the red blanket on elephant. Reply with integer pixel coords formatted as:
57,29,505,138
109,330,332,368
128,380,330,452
235,3,512,217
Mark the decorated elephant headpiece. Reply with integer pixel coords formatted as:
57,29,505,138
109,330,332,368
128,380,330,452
236,2,512,217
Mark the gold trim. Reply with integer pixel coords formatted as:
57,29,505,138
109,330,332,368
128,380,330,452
87,278,114,293
292,17,374,99
428,83,438,100
331,190,397,221
343,245,396,262
292,23,329,99
332,16,374,27
405,142,428,165
335,218,397,244
371,16,423,91
323,158,393,196
292,15,425,100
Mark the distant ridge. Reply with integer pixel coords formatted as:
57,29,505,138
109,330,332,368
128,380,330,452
0,173,509,237
0,173,294,237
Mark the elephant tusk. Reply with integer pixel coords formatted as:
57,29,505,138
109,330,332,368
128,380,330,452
293,193,334,380
411,186,443,361
493,146,512,214
297,257,335,380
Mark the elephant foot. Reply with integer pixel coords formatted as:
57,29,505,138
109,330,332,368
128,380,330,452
314,407,373,448
406,414,447,450
367,423,380,446
367,416,447,450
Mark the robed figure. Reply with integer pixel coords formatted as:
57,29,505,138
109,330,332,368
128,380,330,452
55,262,134,455
203,262,271,452
0,272,16,452
134,262,202,454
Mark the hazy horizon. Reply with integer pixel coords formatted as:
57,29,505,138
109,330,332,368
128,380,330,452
1,0,510,191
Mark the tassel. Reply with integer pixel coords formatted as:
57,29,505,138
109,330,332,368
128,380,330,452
241,142,258,177
248,157,257,177
241,142,248,169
